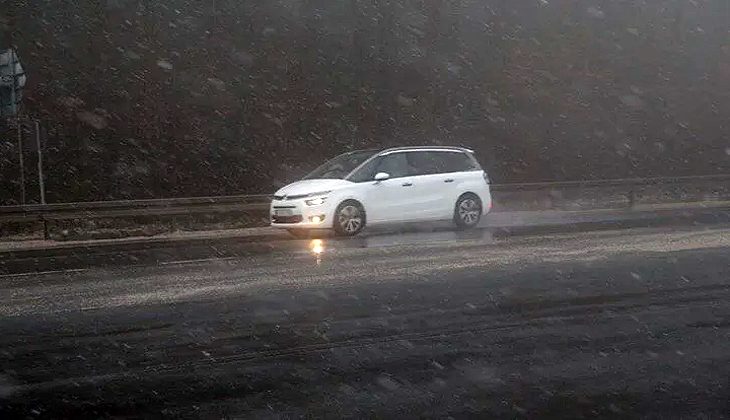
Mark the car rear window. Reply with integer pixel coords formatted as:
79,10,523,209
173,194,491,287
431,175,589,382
406,151,477,175
442,152,480,172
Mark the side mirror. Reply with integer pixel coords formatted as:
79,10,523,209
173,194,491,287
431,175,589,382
374,172,390,182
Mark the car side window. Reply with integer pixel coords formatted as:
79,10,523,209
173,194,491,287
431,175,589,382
442,152,479,173
375,153,410,179
406,151,445,175
347,157,382,183
349,151,477,181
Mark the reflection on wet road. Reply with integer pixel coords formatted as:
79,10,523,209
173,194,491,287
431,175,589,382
0,226,495,274
299,226,493,255
4,205,730,275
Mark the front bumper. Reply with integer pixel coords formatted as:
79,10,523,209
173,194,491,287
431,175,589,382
270,199,334,229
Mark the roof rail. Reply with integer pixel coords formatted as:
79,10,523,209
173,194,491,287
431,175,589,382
378,145,473,154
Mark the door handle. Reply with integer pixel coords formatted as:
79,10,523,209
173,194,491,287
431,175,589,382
402,182,413,187
444,179,454,183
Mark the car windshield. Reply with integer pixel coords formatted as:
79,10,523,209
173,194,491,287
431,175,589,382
302,150,376,180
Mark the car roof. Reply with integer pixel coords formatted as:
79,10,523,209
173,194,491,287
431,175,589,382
377,146,474,155
341,149,381,154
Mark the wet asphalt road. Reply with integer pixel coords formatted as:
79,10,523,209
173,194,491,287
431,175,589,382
2,225,730,418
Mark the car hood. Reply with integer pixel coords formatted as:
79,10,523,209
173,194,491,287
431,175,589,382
274,179,352,197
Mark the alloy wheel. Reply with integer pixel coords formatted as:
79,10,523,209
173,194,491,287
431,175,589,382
458,198,480,226
338,205,363,234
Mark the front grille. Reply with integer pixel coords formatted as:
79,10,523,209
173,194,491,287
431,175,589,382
272,215,303,224
273,205,296,209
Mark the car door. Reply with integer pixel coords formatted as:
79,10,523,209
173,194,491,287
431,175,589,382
359,152,419,223
404,151,454,219
438,151,482,212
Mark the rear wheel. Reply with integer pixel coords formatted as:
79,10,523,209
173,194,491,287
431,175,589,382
333,200,365,236
454,194,482,229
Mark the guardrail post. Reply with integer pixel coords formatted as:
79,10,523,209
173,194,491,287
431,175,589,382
628,189,636,210
41,216,49,240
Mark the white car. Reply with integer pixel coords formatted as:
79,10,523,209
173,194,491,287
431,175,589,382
270,146,492,237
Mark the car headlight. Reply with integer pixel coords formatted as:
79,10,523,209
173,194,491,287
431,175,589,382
305,196,327,206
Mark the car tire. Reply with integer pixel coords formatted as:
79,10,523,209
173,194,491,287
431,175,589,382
333,200,366,236
287,228,311,239
453,193,482,229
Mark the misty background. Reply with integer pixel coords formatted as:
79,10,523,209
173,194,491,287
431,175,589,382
1,0,729,204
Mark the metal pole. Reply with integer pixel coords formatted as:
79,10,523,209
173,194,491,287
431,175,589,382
17,115,25,204
35,119,45,204
8,47,24,204
5,15,24,204
35,120,49,239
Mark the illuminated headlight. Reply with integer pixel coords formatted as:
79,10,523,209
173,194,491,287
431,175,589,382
305,196,327,206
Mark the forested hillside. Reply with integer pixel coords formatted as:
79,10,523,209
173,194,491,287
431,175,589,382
1,0,729,203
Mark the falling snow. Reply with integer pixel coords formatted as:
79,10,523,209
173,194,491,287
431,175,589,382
1,0,729,204
156,59,173,70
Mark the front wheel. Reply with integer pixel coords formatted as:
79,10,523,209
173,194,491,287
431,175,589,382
453,194,482,229
333,200,366,236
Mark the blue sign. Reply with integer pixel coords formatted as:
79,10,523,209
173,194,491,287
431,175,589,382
0,49,26,117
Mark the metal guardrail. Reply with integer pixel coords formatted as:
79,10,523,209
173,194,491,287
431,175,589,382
0,194,272,221
489,174,730,209
488,174,730,191
1,174,729,238
0,194,272,213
